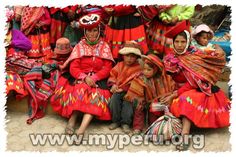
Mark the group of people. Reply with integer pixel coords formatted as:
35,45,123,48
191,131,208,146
5,4,230,151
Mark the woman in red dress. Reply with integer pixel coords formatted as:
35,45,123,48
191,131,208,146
160,20,230,151
50,13,114,143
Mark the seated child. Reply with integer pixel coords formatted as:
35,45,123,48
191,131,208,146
191,24,216,55
108,41,142,134
124,54,175,135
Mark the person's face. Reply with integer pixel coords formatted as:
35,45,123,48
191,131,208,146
85,27,99,42
196,32,209,46
173,35,187,54
143,63,156,79
123,53,138,66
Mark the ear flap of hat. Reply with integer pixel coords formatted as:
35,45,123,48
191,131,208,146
164,20,191,38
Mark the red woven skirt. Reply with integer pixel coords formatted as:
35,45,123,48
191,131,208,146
170,89,230,128
50,76,111,120
6,71,28,98
104,15,148,59
50,11,68,45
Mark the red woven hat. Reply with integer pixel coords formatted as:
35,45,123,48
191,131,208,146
164,20,191,38
54,37,72,55
142,54,164,72
78,13,101,29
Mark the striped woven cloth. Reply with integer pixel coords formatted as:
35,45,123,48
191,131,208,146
145,104,182,143
24,64,59,124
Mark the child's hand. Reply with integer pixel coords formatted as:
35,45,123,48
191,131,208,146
159,92,177,106
159,95,172,106
136,104,144,111
58,65,64,71
162,19,170,25
110,85,118,93
170,16,178,25
116,88,123,93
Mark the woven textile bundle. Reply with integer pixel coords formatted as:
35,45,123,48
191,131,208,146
145,104,182,143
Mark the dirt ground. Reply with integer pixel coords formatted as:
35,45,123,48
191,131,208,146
4,80,231,152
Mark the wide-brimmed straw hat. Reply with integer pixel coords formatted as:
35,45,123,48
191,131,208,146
119,41,142,57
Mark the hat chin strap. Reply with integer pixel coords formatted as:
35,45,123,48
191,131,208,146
84,26,100,45
174,30,191,55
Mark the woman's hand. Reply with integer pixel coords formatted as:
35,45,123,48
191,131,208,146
35,21,44,28
67,10,75,20
104,8,114,14
85,76,96,87
133,12,141,17
15,14,21,21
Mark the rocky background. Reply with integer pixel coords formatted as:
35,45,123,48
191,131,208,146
190,5,231,31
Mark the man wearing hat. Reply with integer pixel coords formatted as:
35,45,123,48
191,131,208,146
107,41,142,134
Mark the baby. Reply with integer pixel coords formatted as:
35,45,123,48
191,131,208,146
191,24,216,55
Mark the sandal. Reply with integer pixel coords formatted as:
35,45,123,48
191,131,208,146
73,133,84,146
133,129,142,135
176,143,190,151
65,125,75,135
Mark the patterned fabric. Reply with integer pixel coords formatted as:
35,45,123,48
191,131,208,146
24,64,59,124
146,21,174,55
146,5,195,56
145,105,182,142
108,61,141,91
6,71,28,98
137,5,173,23
50,37,113,120
170,88,230,128
50,76,111,120
124,73,175,108
164,46,226,95
104,13,148,59
21,7,44,35
60,38,114,69
26,32,52,60
6,48,38,76
50,10,68,46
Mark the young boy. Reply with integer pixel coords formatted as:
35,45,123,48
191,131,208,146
124,54,175,134
108,41,142,134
